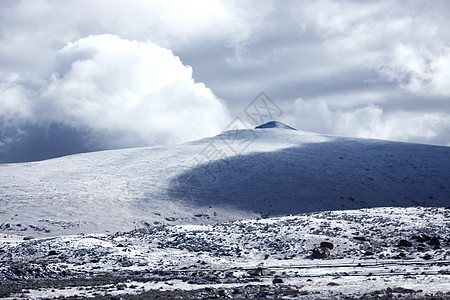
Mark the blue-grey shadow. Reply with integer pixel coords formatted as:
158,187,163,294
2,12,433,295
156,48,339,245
167,137,450,215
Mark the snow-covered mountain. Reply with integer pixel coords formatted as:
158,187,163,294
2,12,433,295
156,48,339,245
0,124,449,237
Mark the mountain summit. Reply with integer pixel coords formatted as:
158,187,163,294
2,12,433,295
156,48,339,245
255,121,296,130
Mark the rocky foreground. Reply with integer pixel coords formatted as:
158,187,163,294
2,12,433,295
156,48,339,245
1,207,450,299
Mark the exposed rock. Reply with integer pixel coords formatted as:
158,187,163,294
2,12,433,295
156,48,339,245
273,277,284,284
320,241,334,249
255,121,296,130
353,236,368,242
249,268,272,276
428,236,440,246
217,289,231,298
422,254,433,260
48,250,58,256
412,234,431,242
312,247,330,259
327,282,339,286
397,239,412,247
392,287,416,294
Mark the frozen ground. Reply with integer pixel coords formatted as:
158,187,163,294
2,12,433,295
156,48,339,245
1,207,449,299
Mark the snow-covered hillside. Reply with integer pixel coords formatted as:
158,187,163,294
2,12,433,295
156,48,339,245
0,125,449,237
1,207,449,299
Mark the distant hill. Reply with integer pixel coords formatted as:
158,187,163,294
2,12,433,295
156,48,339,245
0,125,448,236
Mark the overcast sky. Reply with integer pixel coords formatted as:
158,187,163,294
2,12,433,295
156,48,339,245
1,0,449,163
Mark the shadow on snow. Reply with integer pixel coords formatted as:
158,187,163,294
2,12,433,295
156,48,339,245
167,137,450,216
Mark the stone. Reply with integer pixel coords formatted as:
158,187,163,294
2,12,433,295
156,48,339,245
217,289,231,298
422,254,433,260
428,236,440,246
413,234,431,242
312,247,330,259
397,239,412,247
249,268,272,276
273,277,283,284
320,242,334,249
232,288,242,294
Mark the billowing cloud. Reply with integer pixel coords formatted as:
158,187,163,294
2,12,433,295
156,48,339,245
0,34,230,161
303,0,450,97
44,34,230,146
0,0,270,76
282,98,450,146
216,0,450,146
0,78,34,153
1,0,449,162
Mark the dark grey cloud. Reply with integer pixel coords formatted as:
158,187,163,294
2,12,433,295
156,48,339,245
178,0,450,145
0,123,97,164
1,0,449,163
0,34,231,162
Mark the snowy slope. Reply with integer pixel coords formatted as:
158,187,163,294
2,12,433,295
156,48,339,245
1,207,449,298
0,127,449,237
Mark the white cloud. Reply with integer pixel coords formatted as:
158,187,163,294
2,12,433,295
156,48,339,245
0,79,34,153
1,0,449,159
303,0,450,97
0,81,32,123
2,34,231,149
0,0,270,76
284,98,450,145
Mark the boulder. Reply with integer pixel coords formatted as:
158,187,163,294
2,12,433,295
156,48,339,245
320,242,334,249
412,234,431,242
422,253,433,260
312,247,330,259
249,268,272,276
272,277,283,284
428,236,440,246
